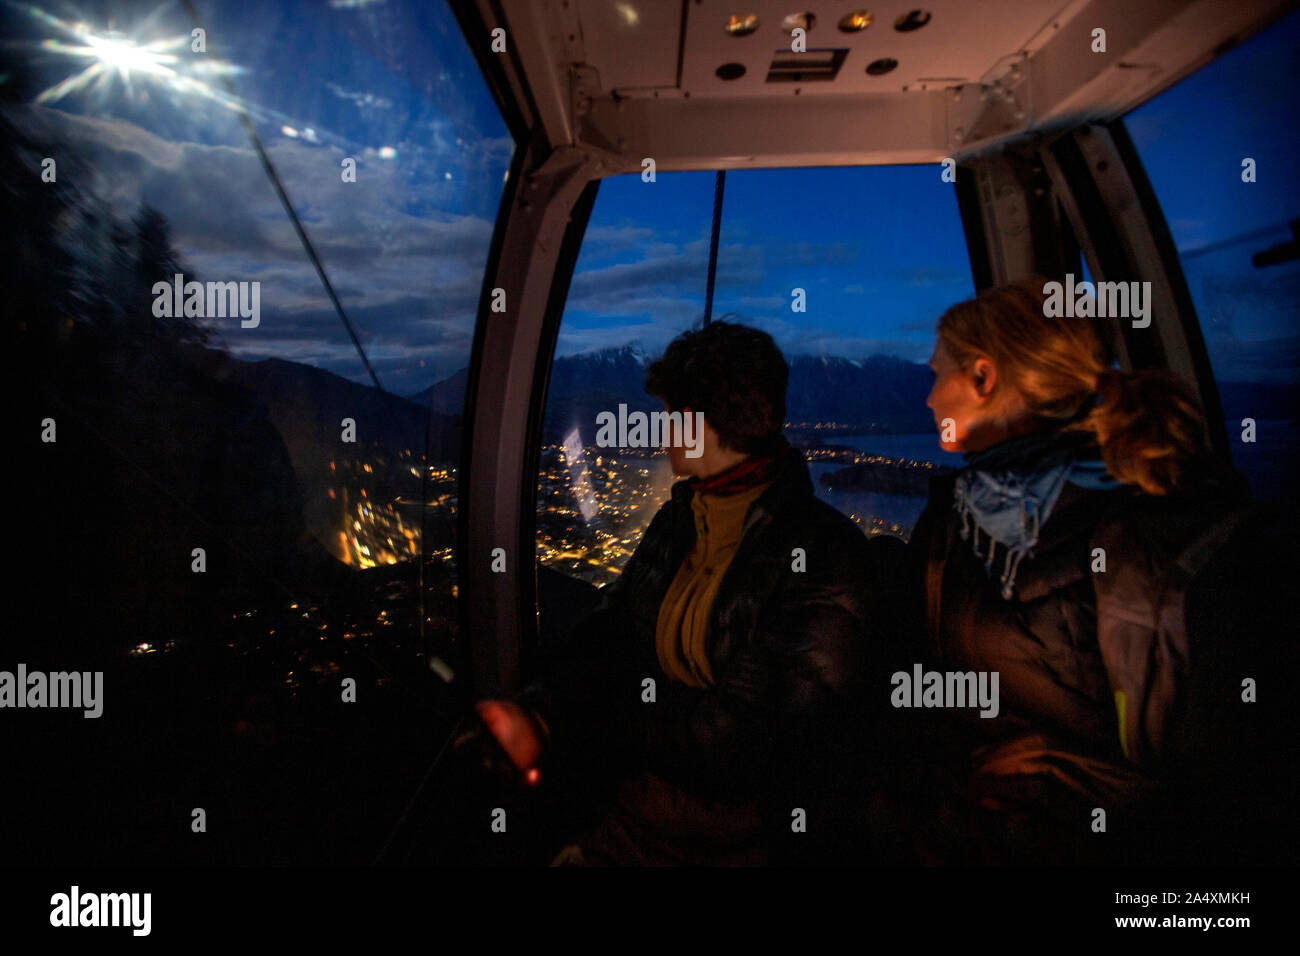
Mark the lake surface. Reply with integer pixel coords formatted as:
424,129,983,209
805,433,960,538
820,432,965,466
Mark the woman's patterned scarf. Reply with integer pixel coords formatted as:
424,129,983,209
953,429,1119,599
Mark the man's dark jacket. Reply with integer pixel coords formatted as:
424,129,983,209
524,444,903,862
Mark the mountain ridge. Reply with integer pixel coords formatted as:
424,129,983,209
408,346,940,435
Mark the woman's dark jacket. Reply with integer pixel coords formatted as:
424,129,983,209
895,429,1292,864
523,444,903,862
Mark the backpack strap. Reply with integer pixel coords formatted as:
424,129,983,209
1091,499,1257,767
1169,504,1258,589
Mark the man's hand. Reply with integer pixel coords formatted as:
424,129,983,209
475,700,544,772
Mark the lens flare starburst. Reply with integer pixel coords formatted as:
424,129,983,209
35,30,185,102
8,2,378,172
10,2,256,118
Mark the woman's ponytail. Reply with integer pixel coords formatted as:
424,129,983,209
1073,368,1215,496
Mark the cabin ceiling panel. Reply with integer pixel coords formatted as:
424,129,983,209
580,89,950,171
576,0,680,90
488,0,1296,170
674,0,1074,98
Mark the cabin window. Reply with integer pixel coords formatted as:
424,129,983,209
7,0,511,862
535,172,718,588
536,164,974,593
1122,8,1300,503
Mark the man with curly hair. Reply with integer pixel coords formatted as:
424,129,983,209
479,321,902,865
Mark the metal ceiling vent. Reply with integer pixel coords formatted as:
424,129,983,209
766,47,849,82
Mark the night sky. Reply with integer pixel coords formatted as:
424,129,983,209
4,0,1296,392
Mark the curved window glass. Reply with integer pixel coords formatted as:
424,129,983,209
537,172,718,587
536,164,973,600
712,165,971,539
1124,8,1300,502
6,0,511,863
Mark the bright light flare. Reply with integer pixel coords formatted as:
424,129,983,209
15,4,361,165
19,5,244,114
32,23,189,104
84,33,178,76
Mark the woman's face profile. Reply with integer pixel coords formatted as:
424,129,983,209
926,339,991,453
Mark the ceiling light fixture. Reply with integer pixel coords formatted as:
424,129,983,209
724,14,759,36
838,11,873,33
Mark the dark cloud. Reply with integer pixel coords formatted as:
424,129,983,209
25,103,503,391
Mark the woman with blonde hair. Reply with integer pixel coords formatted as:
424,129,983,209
892,275,1281,864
